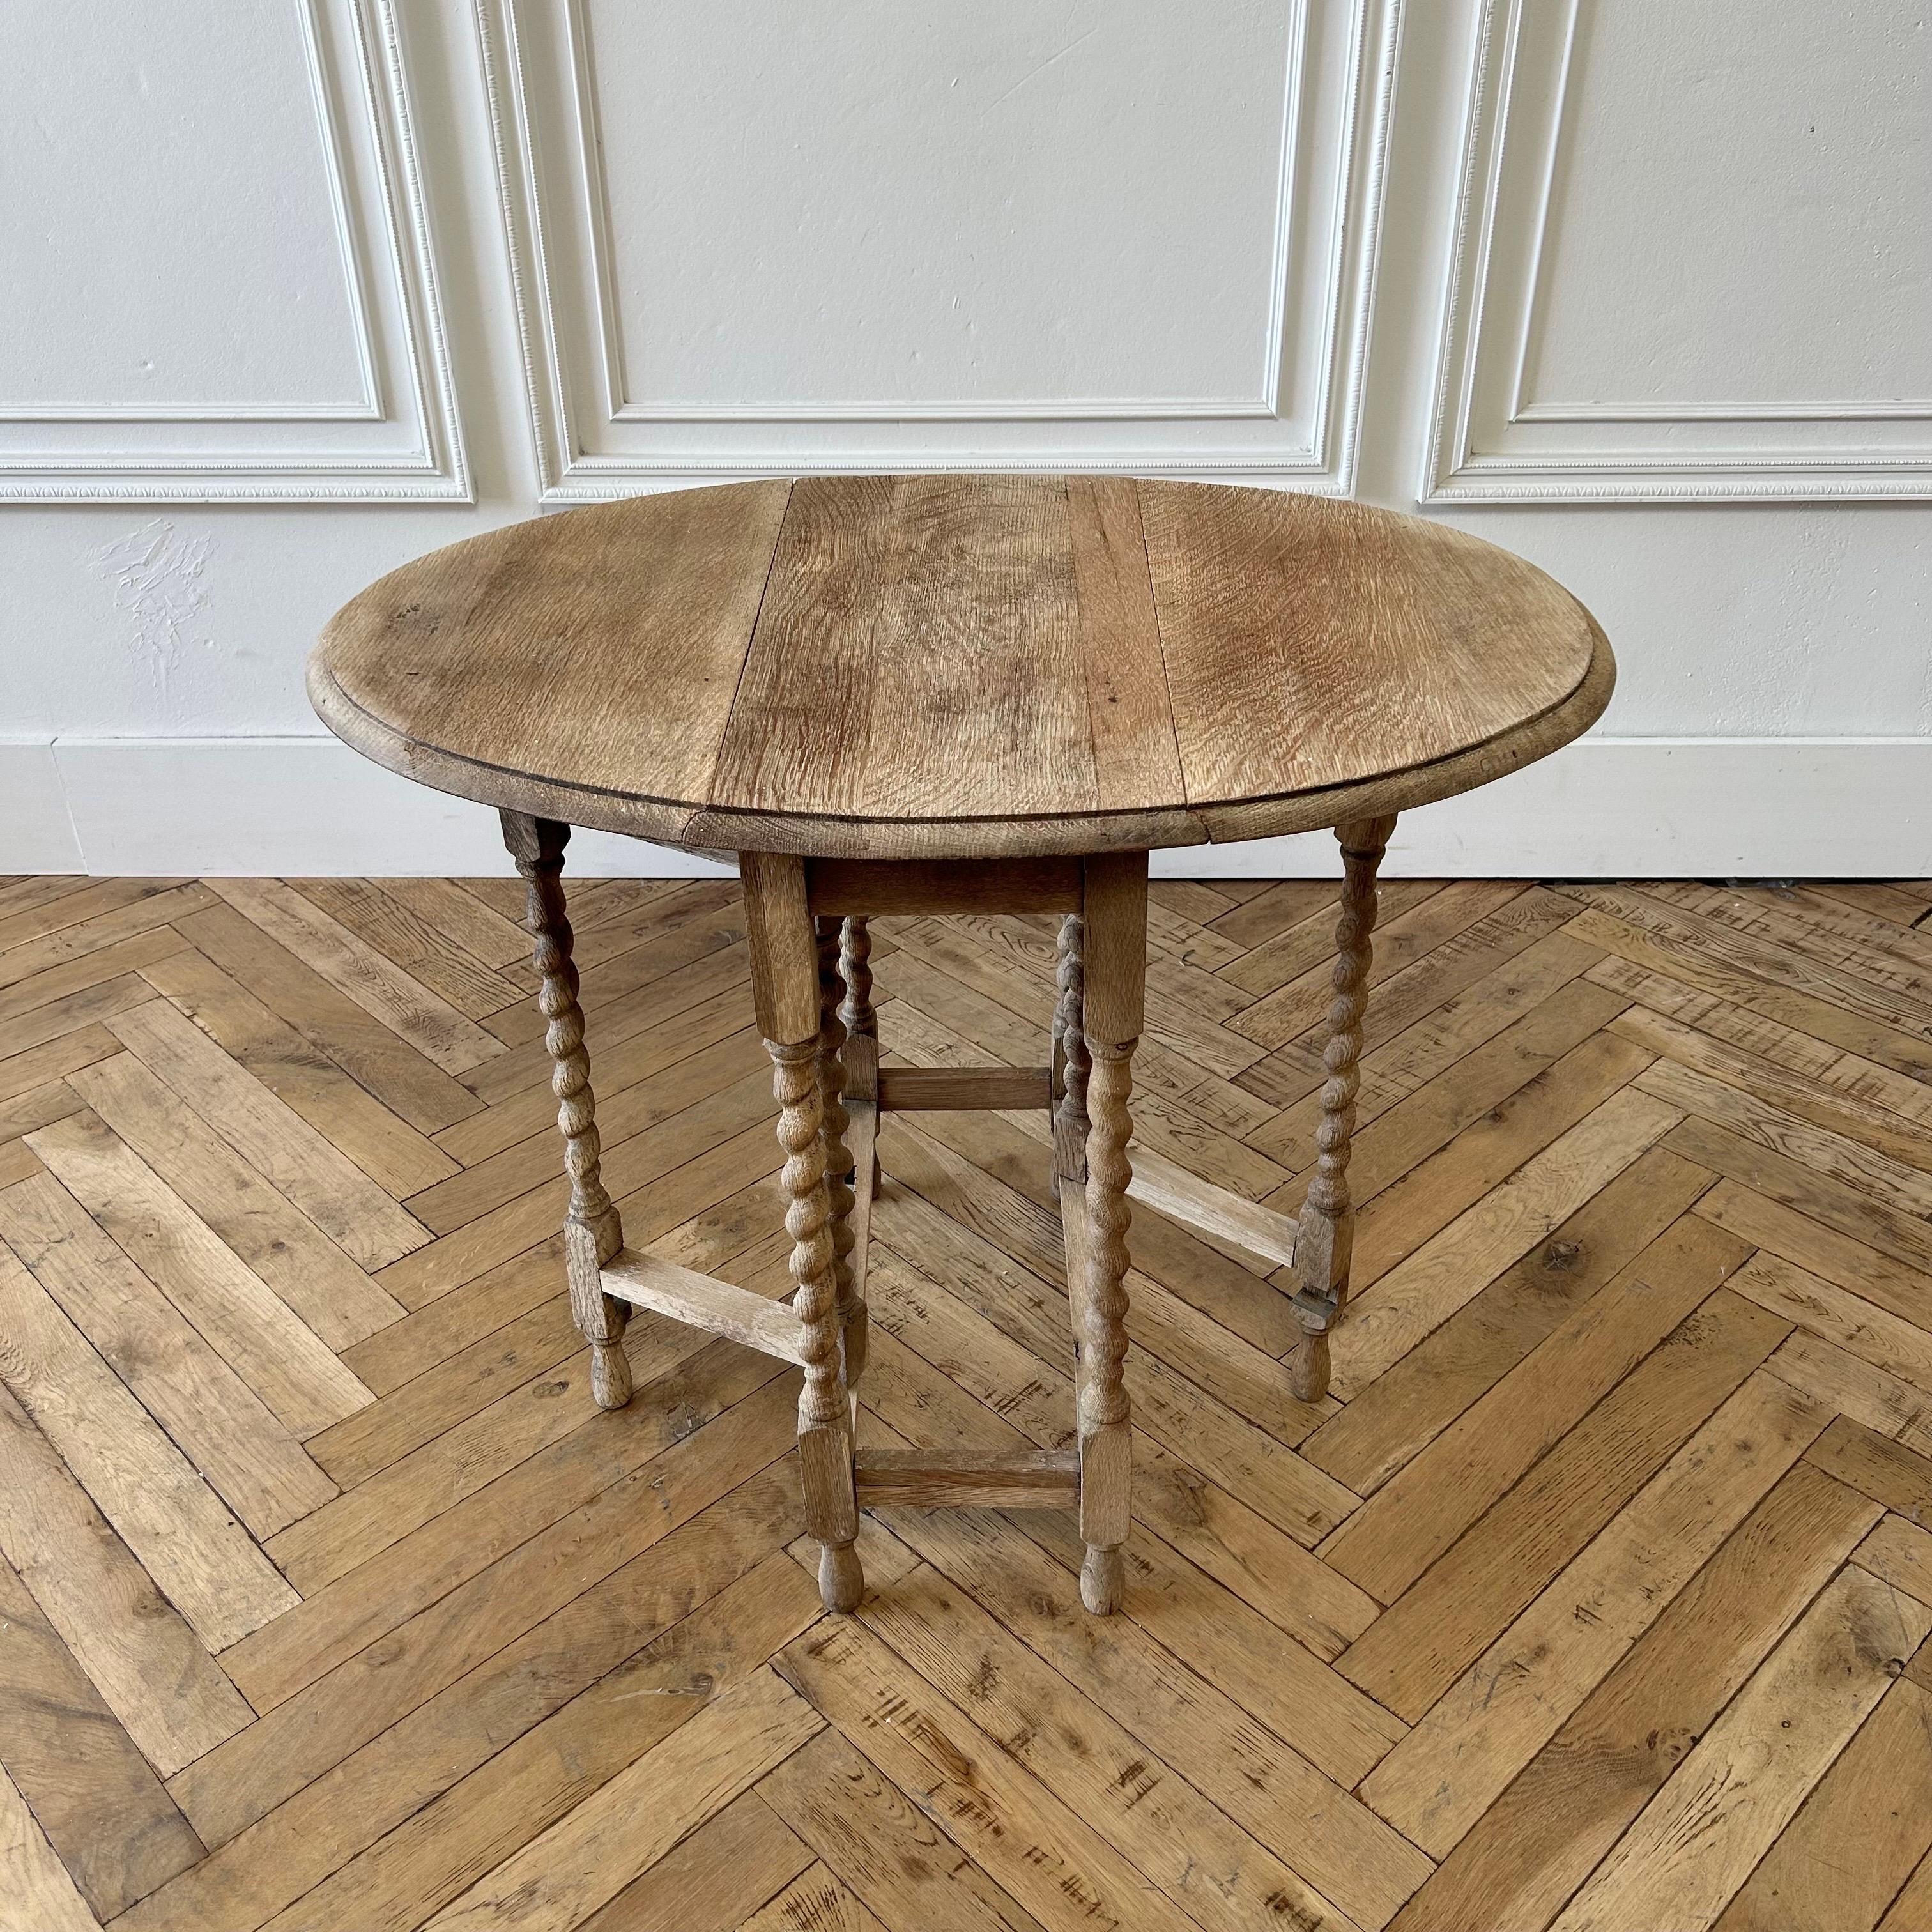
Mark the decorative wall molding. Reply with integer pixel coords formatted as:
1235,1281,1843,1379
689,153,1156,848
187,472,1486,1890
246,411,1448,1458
10,735,1929,879
0,0,468,502
1425,0,1932,503
476,0,1399,499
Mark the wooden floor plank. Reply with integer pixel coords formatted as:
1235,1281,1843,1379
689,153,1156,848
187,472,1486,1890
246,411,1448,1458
778,1613,1266,1932
433,978,756,1168
0,1759,103,1932
1713,1670,1932,1932
415,1667,820,1932
0,927,193,1036
374,1072,782,1310
1652,881,1932,1011
0,1248,296,1650
0,1379,254,1779
120,1476,806,1932
1767,1331,1932,1455
0,1554,204,1920
1667,1112,1932,1278
263,1558,820,1932
0,977,155,1071
1359,1372,1830,1858
213,1356,792,1737
1801,880,1932,929
1344,1029,1656,1291
176,1383,796,1852
0,873,96,922
0,882,212,993
1321,1211,1750,1604
481,881,747,1049
105,995,431,1268
1640,1055,1932,1221
5,870,1931,1930
286,878,523,1022
209,879,507,1077
856,1555,1361,1932
1564,885,1932,1047
0,1023,120,1105
1563,902,1932,1085
1330,1087,1684,1399
1231,880,1519,1048
405,1027,770,1235
1855,1514,1932,1607
863,1292,1377,1670
1613,1002,1932,1172
1339,1290,1789,1718
572,1791,815,1932
1389,1459,1879,1932
1260,887,1588,1105
1254,966,1625,1201
177,901,486,1132
761,1728,1051,1932
1303,1146,1715,1495
0,1172,336,1538
376,876,539,973
66,1050,406,1348
1696,1177,1932,1335
27,1112,372,1438
1551,1565,1929,1932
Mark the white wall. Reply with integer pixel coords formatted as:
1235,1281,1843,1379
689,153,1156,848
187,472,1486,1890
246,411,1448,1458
3,0,1927,878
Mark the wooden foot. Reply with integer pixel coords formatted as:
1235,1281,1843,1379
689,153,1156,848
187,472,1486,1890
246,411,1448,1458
1081,1545,1125,1616
1291,815,1395,1404
503,811,631,1410
1289,1326,1330,1406
818,1540,865,1614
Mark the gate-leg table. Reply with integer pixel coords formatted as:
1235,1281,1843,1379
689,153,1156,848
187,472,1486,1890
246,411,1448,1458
312,474,1614,1615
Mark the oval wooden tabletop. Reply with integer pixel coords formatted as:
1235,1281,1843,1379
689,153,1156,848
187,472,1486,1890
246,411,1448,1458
310,476,1613,859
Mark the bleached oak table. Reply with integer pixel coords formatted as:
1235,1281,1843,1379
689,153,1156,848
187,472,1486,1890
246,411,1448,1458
310,475,1613,1616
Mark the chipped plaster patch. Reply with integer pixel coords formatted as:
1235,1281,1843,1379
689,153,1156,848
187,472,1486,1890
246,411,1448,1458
89,518,213,689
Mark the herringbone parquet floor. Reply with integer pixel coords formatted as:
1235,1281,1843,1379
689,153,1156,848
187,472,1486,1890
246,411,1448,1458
5,868,1932,1931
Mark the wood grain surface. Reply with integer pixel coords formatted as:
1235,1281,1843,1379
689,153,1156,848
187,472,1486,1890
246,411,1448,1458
311,477,1611,858
4,868,1929,1931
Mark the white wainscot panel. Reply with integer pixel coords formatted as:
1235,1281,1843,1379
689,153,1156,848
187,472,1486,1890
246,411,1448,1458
0,0,466,501
1426,0,1932,501
11,736,1929,878
479,0,1397,496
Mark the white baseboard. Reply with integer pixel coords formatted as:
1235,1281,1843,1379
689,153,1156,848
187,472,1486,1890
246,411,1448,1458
3,735,1926,878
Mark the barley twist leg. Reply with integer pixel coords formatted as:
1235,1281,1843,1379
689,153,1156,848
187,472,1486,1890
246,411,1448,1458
501,811,629,1409
817,918,866,1393
770,1035,862,1611
1291,813,1397,1403
1079,1036,1135,1613
838,917,877,1076
1052,914,1091,1193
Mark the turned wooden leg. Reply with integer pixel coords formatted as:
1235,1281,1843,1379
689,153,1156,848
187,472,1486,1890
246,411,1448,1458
838,913,879,1213
502,811,630,1409
1291,814,1397,1404
838,917,877,1098
743,855,861,1613
1051,912,1090,1194
1072,854,1146,1614
818,918,866,1394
